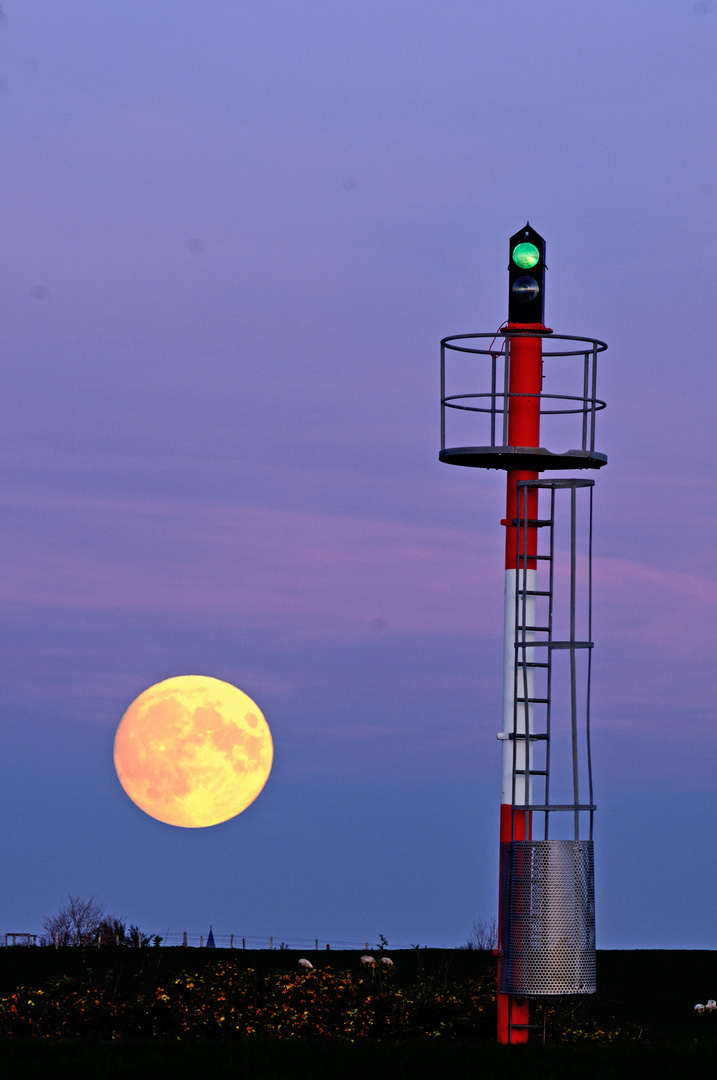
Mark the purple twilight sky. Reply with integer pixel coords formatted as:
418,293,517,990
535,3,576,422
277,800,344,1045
1,0,716,948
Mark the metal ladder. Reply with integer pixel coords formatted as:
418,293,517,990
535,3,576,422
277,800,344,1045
510,477,596,841
503,478,598,1043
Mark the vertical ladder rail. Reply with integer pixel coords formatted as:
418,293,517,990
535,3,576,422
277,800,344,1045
545,484,557,839
512,482,555,843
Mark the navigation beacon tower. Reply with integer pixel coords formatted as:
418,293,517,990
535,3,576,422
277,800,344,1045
439,225,608,1043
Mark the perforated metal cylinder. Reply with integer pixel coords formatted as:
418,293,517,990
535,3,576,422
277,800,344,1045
499,839,595,996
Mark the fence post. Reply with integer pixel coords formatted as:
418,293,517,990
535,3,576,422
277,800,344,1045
326,943,330,951
55,933,59,950
183,931,187,947
242,937,246,949
315,939,318,950
200,936,204,948
230,934,234,949
269,936,273,950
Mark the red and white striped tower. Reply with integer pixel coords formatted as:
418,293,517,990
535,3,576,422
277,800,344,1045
497,328,542,1043
439,224,608,1044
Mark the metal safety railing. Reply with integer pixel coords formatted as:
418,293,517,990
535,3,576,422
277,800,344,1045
439,332,608,471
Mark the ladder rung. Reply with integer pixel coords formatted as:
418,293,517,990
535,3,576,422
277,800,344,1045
519,803,596,812
517,626,550,633
511,518,552,528
519,661,550,668
548,641,593,650
521,589,551,596
518,554,551,562
505,733,548,741
515,769,548,776
516,697,550,704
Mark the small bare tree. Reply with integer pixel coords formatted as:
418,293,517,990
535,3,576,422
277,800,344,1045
43,896,157,948
465,916,498,951
43,895,106,947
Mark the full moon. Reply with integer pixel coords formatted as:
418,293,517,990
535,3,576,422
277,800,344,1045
113,675,273,828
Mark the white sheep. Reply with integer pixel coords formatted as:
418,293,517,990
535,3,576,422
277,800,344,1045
706,999,717,1012
360,954,376,967
298,958,313,970
380,956,394,967
695,1003,705,1014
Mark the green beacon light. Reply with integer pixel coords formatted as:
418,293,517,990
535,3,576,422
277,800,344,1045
512,241,540,270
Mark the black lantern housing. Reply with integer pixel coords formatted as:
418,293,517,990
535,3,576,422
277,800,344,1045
508,223,546,325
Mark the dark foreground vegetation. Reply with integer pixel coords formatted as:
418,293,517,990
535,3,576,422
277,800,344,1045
0,948,716,1077
4,1038,717,1080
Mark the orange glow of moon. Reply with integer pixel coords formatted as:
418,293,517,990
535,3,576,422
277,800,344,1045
113,675,273,828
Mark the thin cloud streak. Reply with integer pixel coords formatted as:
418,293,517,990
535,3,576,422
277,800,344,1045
0,490,501,641
3,488,717,659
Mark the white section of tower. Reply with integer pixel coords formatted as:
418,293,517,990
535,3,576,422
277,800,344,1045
501,568,536,807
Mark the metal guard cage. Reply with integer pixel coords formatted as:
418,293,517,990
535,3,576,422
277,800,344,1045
439,332,608,471
499,839,596,996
